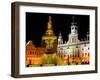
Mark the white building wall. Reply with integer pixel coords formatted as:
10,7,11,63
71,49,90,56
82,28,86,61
57,42,89,57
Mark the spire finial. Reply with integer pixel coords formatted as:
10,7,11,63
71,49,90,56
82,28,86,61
47,16,52,29
49,16,51,23
45,16,54,36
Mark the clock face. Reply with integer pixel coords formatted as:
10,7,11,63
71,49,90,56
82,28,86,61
71,25,78,34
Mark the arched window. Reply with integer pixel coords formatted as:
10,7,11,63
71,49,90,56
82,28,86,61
88,53,89,56
82,53,84,57
76,46,78,48
30,51,31,55
72,38,74,42
77,53,79,57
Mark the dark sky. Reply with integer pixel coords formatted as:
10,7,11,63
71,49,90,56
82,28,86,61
26,12,89,47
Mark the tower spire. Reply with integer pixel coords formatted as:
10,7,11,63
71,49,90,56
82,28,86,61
67,16,80,44
45,16,55,36
71,16,78,34
42,16,57,53
72,16,77,25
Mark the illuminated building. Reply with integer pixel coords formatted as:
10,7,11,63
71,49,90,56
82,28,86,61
26,16,89,67
26,40,45,66
57,17,90,64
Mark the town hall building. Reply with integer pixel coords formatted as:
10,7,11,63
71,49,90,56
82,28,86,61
57,17,90,64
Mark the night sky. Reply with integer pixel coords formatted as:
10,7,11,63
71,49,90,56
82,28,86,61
26,12,89,47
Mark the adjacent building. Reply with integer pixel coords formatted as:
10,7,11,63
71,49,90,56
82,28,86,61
26,40,45,66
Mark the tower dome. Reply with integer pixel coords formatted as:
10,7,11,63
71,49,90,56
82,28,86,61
58,32,63,44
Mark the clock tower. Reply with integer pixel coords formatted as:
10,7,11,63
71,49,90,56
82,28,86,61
67,16,80,44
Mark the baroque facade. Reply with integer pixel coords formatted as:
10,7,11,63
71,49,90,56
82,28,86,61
57,19,90,64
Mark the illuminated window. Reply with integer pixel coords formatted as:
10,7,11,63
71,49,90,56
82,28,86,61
88,53,89,56
82,53,84,57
